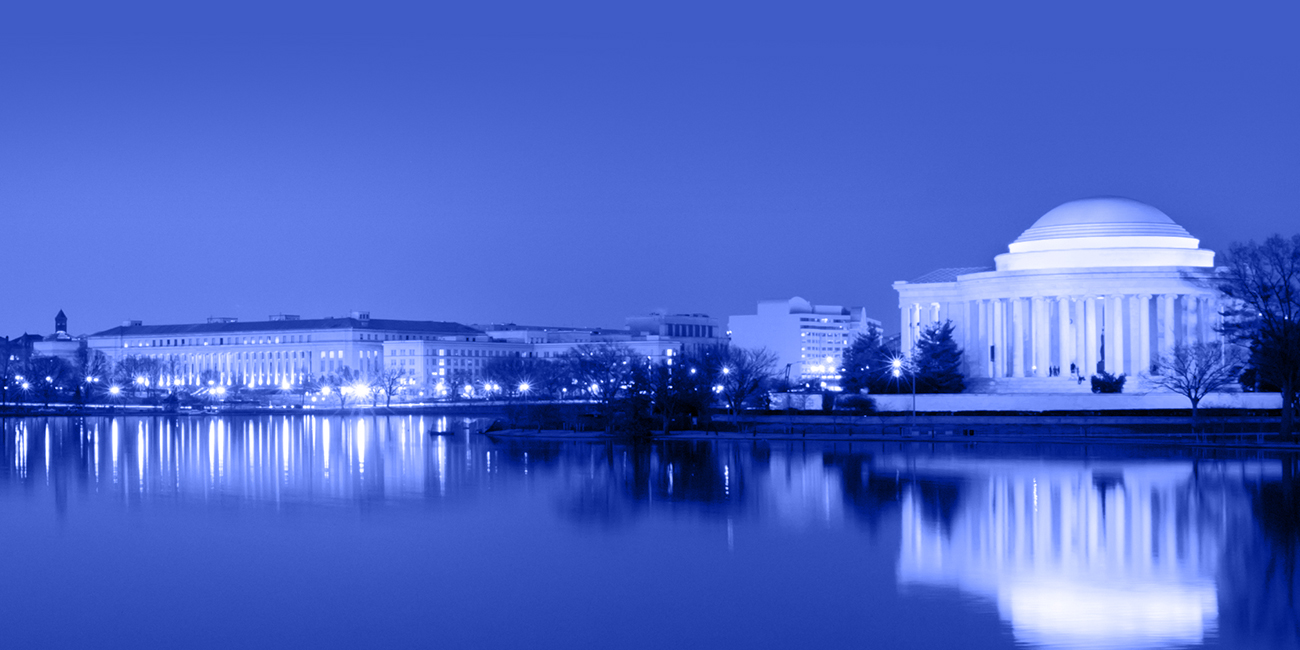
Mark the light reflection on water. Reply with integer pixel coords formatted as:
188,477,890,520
0,415,1296,650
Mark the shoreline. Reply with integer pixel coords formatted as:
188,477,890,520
481,428,1300,451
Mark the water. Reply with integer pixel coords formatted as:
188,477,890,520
1,415,1296,649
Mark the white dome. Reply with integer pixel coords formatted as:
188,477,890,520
1014,197,1193,243
995,197,1214,271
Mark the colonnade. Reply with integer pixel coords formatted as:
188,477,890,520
902,292,1223,379
100,348,384,388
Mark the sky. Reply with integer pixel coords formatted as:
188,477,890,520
3,1,1298,337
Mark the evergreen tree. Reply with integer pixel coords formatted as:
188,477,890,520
914,320,965,393
840,326,880,394
840,325,907,394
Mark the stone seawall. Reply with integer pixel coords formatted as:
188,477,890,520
869,392,1282,412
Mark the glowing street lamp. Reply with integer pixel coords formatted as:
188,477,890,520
890,357,917,431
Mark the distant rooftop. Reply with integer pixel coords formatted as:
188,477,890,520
89,317,481,338
476,323,624,335
907,267,993,284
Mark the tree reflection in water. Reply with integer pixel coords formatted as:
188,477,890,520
1218,457,1300,649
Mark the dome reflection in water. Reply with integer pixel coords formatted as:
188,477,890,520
0,415,1295,650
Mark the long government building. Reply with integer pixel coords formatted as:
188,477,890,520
76,311,724,390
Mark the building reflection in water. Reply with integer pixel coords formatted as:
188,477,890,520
0,415,499,506
885,455,1285,649
1,416,1295,648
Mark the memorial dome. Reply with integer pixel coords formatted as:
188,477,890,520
1014,197,1193,243
996,197,1214,271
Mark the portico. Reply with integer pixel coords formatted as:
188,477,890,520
894,198,1221,390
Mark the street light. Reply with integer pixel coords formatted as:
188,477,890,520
891,357,917,433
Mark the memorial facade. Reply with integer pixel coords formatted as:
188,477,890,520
893,198,1223,390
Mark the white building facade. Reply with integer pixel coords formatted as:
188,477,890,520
728,297,882,382
85,312,707,391
893,198,1224,391
87,313,484,388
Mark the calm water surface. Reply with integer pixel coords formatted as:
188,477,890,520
1,415,1296,649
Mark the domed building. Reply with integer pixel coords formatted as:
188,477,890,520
893,198,1223,391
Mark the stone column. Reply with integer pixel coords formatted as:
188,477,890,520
1084,297,1099,377
1011,298,1026,378
1127,294,1141,375
901,303,915,356
992,299,1005,377
1201,295,1215,346
964,301,977,377
1073,297,1086,376
1158,294,1176,364
976,300,988,378
1032,296,1050,377
1136,294,1152,375
1184,295,1199,347
1057,296,1072,376
1198,295,1212,344
1108,294,1126,375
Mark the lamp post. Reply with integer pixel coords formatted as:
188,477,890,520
891,358,917,433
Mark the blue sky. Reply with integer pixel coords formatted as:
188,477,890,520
3,1,1297,336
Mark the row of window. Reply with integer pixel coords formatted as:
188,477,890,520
141,335,316,348
129,331,474,349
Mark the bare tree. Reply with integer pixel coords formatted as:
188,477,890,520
24,355,74,406
298,373,318,407
640,357,709,436
372,367,406,407
483,356,560,399
1154,343,1244,432
114,355,163,398
198,368,221,387
322,366,359,409
162,354,184,393
1217,234,1300,439
563,343,639,432
75,348,111,403
717,346,778,416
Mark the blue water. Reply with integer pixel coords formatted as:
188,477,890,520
1,415,1296,649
